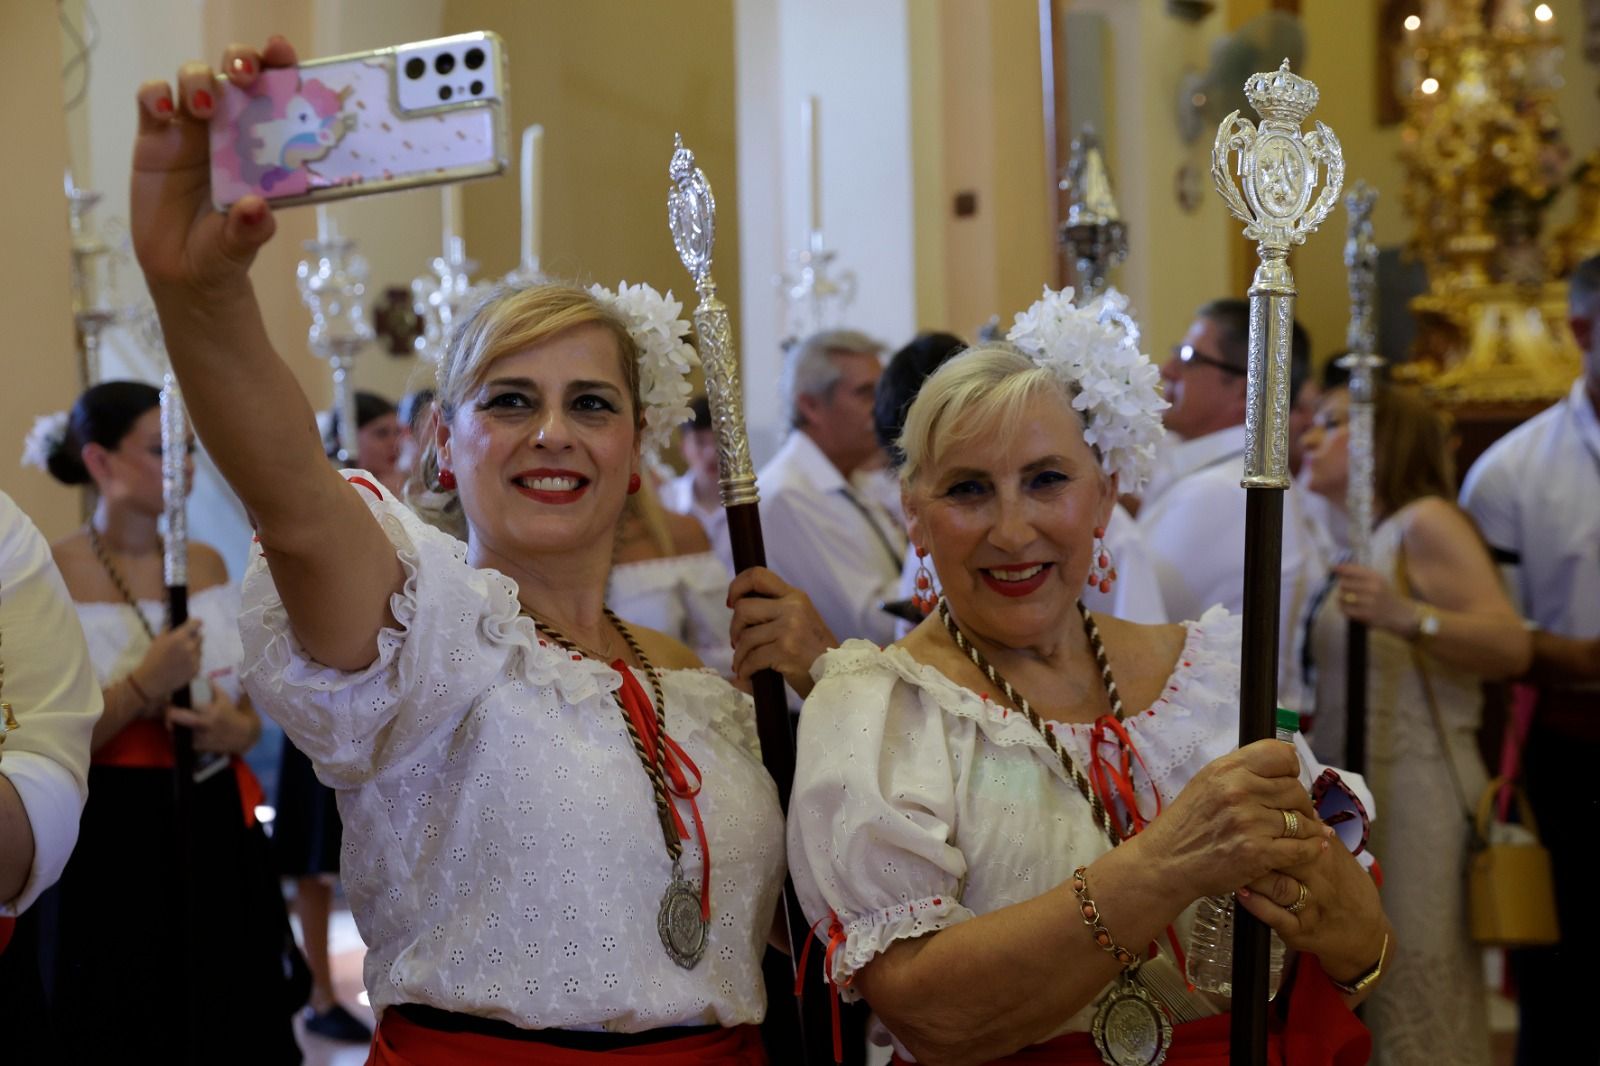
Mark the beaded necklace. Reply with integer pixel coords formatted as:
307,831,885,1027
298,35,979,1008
88,527,159,640
937,597,1181,1066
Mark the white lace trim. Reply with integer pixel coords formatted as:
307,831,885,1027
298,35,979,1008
810,605,1241,803
834,893,975,995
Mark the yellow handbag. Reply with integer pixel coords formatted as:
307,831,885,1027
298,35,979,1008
1465,776,1561,947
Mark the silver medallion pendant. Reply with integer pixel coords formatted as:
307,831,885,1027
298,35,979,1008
1091,968,1173,1066
658,863,707,969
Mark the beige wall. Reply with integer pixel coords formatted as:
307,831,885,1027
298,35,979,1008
445,0,739,331
0,0,81,540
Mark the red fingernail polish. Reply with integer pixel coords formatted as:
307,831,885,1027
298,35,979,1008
230,56,255,76
193,89,213,110
155,96,173,114
1237,888,1251,899
239,202,265,225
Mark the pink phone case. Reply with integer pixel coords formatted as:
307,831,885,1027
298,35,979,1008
208,31,507,210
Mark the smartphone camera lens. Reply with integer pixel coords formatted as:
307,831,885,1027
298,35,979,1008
438,85,453,101
470,80,484,96
464,47,485,70
405,57,426,80
436,52,455,75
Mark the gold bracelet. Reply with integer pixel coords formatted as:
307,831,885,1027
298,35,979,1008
1071,866,1138,968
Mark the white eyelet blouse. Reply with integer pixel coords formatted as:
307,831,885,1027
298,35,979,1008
238,475,786,1032
786,607,1375,1057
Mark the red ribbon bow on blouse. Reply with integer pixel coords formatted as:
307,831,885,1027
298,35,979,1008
613,663,712,921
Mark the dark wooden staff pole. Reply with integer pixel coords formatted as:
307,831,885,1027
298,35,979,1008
668,135,829,1065
1210,61,1345,1065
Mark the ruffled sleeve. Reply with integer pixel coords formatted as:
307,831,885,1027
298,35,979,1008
238,472,534,788
787,641,977,996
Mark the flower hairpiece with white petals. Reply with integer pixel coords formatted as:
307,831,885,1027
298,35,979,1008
589,281,701,458
1006,285,1168,494
21,411,70,472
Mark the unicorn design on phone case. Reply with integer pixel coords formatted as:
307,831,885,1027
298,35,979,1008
213,69,356,200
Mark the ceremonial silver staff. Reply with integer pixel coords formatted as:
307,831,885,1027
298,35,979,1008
1340,182,1382,776
1212,60,1343,1064
667,133,827,1063
161,371,202,1061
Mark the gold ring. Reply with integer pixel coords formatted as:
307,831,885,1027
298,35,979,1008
1286,881,1309,915
1341,592,1357,605
1280,809,1299,838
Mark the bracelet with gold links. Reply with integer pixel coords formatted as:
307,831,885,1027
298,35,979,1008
1071,866,1138,967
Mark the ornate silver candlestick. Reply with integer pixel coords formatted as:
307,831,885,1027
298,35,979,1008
66,173,122,386
413,193,480,365
297,214,374,463
1059,127,1127,301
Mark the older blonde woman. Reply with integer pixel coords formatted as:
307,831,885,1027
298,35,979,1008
131,37,829,1065
788,290,1391,1066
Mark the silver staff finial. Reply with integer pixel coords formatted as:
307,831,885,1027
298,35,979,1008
668,133,717,287
665,136,756,508
1212,58,1344,488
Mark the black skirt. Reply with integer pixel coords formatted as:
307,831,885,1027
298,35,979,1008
10,763,307,1064
270,735,344,878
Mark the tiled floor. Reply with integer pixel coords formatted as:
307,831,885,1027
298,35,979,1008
295,908,376,1066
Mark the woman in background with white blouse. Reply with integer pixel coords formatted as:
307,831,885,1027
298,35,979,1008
14,380,299,1063
788,293,1391,1066
132,37,826,1065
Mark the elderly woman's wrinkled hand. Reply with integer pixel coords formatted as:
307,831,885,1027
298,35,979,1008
1236,829,1389,989
132,37,297,297
1138,738,1327,900
728,567,838,700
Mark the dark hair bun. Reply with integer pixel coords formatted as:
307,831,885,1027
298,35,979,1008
47,381,163,487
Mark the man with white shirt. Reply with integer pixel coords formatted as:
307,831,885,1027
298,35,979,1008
1138,299,1328,709
659,396,734,575
1459,254,1600,1066
0,491,100,942
759,329,906,646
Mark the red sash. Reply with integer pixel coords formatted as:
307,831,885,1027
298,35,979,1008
93,720,265,827
368,1011,767,1066
891,957,1369,1066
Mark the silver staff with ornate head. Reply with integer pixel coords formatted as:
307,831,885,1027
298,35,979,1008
667,133,826,1063
1212,59,1343,1064
1340,182,1382,775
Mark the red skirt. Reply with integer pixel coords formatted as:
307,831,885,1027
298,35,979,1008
893,957,1370,1066
368,1009,768,1066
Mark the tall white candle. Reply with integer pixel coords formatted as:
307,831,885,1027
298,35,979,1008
442,185,463,253
802,95,821,236
521,124,544,270
316,204,336,245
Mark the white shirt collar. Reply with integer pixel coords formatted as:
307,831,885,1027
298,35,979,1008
1144,423,1248,505
771,430,851,495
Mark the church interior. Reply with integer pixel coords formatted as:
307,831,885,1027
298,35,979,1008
1,1,1596,1064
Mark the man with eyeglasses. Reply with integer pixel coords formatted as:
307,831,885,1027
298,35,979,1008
1136,298,1329,711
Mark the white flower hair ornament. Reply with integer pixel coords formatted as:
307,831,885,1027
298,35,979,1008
21,411,70,472
1005,286,1169,494
589,281,701,459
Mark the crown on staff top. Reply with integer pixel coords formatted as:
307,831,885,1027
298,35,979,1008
1245,59,1320,125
